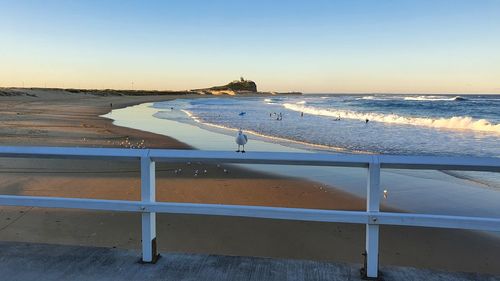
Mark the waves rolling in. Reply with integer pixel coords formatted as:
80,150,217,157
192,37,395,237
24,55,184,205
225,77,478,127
153,95,500,157
354,95,467,101
153,95,500,191
283,103,500,134
178,109,351,153
403,95,467,101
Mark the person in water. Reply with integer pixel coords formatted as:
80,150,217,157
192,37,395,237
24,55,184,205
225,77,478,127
365,119,369,124
301,112,304,117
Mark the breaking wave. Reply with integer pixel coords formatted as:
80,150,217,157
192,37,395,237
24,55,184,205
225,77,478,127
355,96,381,100
179,109,351,153
264,98,282,104
403,96,467,101
355,95,467,101
283,103,500,133
360,96,375,100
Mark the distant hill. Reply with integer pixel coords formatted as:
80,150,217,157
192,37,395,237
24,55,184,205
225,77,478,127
199,78,302,95
1,78,301,97
209,78,257,92
193,78,258,95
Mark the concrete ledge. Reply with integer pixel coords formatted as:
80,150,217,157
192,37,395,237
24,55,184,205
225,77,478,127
0,241,497,281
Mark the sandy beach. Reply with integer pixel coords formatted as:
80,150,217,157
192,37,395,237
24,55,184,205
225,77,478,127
0,88,499,275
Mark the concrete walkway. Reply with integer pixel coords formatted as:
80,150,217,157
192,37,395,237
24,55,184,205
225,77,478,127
0,242,498,281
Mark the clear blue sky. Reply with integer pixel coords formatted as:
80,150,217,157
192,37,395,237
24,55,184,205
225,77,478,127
1,0,499,93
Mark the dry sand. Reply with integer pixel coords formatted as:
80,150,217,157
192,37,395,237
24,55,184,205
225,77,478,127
0,88,499,275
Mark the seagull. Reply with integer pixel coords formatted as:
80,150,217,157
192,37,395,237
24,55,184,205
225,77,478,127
235,129,248,153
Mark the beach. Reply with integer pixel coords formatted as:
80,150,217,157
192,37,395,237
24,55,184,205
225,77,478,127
0,88,499,275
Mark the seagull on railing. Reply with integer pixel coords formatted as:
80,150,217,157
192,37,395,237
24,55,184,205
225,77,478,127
235,129,248,153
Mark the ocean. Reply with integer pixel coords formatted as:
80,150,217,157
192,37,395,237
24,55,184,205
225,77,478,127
154,94,499,156
152,94,500,189
104,95,500,217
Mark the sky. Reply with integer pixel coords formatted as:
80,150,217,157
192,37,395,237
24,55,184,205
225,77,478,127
1,0,500,93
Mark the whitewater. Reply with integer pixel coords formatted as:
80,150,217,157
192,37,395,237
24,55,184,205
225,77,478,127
153,94,500,157
151,94,500,188
283,103,500,133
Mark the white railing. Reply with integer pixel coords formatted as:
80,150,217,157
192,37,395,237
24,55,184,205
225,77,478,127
0,146,499,278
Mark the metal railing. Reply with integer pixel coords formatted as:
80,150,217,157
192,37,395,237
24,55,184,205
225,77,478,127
0,146,499,278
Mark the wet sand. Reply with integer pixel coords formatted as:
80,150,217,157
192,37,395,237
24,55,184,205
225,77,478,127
0,88,499,275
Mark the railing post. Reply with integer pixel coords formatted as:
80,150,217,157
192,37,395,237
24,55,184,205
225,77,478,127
364,157,380,279
141,156,159,263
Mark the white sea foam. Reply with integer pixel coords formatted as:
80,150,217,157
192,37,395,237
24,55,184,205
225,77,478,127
264,98,282,104
355,96,391,101
283,103,500,133
354,95,466,101
360,96,375,100
179,109,352,153
403,96,466,101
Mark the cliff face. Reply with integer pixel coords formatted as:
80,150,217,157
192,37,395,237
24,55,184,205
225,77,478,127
190,78,300,95
209,79,257,92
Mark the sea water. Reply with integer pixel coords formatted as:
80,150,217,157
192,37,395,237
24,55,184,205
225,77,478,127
153,94,500,189
105,95,500,218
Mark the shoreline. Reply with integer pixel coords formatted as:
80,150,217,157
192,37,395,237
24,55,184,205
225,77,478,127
0,89,499,275
109,101,500,218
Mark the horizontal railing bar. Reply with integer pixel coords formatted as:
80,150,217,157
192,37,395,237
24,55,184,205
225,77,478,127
150,150,500,171
375,212,500,232
151,202,369,224
0,146,498,171
150,150,371,167
1,195,499,232
380,155,500,172
0,195,368,223
0,195,141,212
0,146,147,160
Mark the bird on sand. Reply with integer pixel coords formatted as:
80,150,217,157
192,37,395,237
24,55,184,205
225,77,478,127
235,129,248,153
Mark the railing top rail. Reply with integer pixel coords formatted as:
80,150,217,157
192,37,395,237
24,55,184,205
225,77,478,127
0,146,147,160
149,149,372,168
379,155,500,171
0,146,498,172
